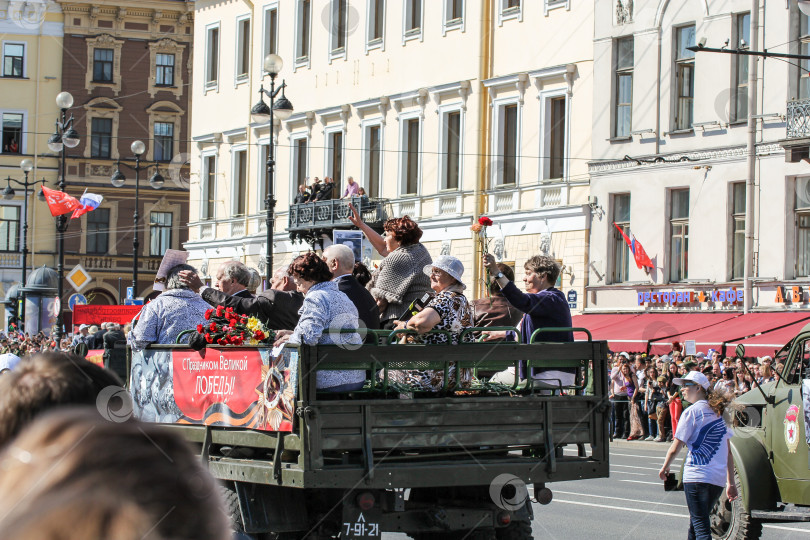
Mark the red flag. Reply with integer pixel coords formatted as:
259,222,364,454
631,237,655,269
41,186,81,217
613,222,632,248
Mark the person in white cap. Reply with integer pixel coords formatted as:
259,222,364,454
658,371,738,540
71,324,92,347
0,352,20,375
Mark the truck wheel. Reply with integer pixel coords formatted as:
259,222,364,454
496,521,533,540
221,484,245,533
710,475,762,540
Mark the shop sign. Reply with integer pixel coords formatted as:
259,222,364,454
774,286,806,304
637,288,744,306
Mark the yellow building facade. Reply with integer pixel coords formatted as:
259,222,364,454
186,0,593,309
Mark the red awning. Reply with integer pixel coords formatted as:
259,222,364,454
727,316,810,358
648,312,810,355
571,313,642,334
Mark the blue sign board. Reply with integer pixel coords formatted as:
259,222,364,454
126,287,134,300
567,290,577,309
68,293,88,311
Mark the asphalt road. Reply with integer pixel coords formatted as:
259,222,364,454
383,442,810,540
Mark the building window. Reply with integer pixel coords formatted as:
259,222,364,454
368,0,385,46
331,0,348,55
614,37,633,138
90,117,112,159
796,179,810,277
236,17,250,81
86,208,110,255
292,137,308,192
548,97,566,179
499,0,522,23
93,48,114,82
801,13,810,99
405,0,422,36
263,5,278,59
150,212,172,256
731,183,746,280
296,0,311,63
444,0,464,31
155,53,174,86
233,150,247,216
443,110,461,190
732,13,750,122
669,189,690,282
154,122,174,162
202,155,216,220
503,0,521,13
2,43,24,78
496,103,518,186
402,118,420,195
0,206,19,252
327,131,343,184
1,113,23,154
674,25,696,131
611,194,630,283
257,144,269,212
365,124,381,197
205,25,219,88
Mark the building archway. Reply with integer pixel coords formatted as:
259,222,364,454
85,288,116,305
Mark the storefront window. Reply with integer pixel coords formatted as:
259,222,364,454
670,189,689,282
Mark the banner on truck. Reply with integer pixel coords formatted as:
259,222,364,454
129,346,298,432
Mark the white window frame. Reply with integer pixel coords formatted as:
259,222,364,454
2,41,26,78
200,149,218,221
491,97,522,187
323,125,346,185
539,88,570,181
329,0,348,63
230,145,248,217
361,119,385,197
256,137,270,214
204,22,220,93
366,0,386,53
544,0,570,17
294,0,312,71
398,111,423,196
234,14,251,87
0,109,26,155
438,103,465,190
442,0,465,35
402,0,424,45
261,2,280,73
497,0,523,26
289,132,310,196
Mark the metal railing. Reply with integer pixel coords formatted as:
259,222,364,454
287,196,390,232
787,98,810,138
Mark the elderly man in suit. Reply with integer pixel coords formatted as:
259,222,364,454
322,244,380,332
214,261,253,299
179,266,303,331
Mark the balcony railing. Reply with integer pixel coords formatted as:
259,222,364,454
0,253,22,268
288,197,390,233
787,98,810,138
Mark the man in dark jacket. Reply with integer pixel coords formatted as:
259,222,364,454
314,177,335,201
214,261,253,299
103,323,127,381
179,267,303,331
323,244,380,332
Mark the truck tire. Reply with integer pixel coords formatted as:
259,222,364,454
496,521,533,540
221,484,245,533
710,474,762,540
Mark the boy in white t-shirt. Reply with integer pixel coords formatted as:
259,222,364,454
658,371,738,540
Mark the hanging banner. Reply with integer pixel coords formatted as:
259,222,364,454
129,346,298,432
72,305,143,325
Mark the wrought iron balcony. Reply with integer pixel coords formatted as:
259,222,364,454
787,98,810,139
287,196,390,237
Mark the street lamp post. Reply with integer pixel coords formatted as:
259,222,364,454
250,54,294,286
111,140,165,298
47,91,80,341
3,159,46,290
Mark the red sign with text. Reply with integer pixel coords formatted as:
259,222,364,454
73,304,143,325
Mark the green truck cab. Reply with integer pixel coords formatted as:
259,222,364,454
126,328,611,539
709,331,810,539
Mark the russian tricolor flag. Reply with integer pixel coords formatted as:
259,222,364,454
71,191,104,219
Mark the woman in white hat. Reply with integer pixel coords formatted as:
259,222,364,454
391,255,473,391
658,371,737,540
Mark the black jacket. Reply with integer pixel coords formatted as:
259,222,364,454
201,288,303,331
103,329,127,381
231,289,254,299
92,329,107,349
335,275,380,331
314,182,335,200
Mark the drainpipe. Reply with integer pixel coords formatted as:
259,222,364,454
473,0,493,299
743,0,759,314
244,0,255,262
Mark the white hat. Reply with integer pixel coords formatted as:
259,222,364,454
673,371,710,390
0,353,21,372
423,255,466,289
618,351,630,360
79,324,90,331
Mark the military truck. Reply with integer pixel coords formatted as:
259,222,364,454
708,334,810,540
128,328,610,539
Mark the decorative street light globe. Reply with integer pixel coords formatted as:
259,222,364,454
55,91,74,110
149,170,165,189
1,185,15,200
62,128,80,148
47,132,63,152
131,140,146,156
273,92,294,121
111,169,126,187
20,159,33,173
264,53,283,76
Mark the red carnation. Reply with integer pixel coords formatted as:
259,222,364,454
253,330,264,340
204,333,212,343
478,216,493,227
216,305,224,317
209,322,217,332
197,324,204,333
204,308,214,320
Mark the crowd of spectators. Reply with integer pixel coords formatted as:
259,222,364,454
608,344,779,442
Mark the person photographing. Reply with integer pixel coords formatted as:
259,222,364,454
658,371,738,540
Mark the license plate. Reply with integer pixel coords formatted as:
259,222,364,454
341,508,381,539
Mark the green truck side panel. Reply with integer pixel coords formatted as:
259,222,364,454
730,431,779,512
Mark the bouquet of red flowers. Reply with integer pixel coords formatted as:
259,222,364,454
471,216,495,299
188,305,276,350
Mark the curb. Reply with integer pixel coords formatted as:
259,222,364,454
609,439,670,451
